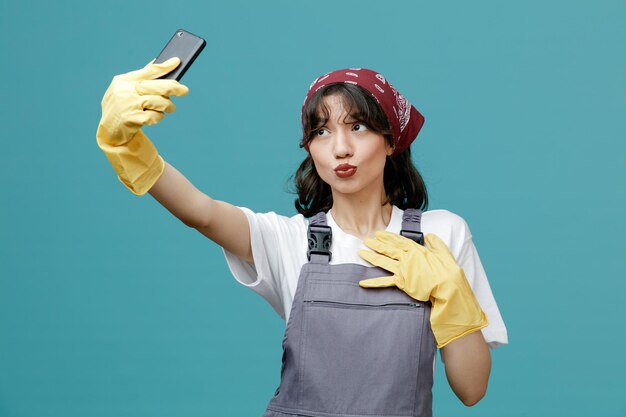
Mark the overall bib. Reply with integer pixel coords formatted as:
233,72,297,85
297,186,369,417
263,209,437,417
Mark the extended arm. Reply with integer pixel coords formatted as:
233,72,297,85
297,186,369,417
96,59,252,263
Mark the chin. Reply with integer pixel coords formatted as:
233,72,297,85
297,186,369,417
329,181,369,196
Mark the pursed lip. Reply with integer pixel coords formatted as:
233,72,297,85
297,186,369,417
334,164,357,178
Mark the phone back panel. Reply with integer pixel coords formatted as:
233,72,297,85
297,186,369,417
154,29,206,81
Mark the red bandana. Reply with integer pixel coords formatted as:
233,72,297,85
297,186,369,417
302,68,424,156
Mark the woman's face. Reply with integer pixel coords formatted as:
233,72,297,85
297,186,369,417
308,94,393,198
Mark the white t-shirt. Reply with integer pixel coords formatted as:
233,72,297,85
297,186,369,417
223,205,508,348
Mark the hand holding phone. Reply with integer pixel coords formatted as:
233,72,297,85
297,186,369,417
154,29,206,81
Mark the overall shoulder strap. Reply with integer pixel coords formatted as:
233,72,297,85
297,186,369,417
307,212,332,264
400,208,424,245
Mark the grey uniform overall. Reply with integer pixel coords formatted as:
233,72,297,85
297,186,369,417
263,209,437,417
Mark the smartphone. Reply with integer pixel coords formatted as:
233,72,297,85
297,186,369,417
154,29,206,81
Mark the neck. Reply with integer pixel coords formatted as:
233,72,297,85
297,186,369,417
330,187,392,241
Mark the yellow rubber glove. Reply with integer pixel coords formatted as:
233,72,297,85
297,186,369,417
359,232,488,348
96,58,189,195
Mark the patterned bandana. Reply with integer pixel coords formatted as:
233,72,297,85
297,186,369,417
302,68,424,156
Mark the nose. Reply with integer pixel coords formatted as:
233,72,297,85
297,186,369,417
333,128,353,159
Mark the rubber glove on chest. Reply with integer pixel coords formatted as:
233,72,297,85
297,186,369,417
359,232,488,348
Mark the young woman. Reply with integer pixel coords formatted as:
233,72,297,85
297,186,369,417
97,58,508,417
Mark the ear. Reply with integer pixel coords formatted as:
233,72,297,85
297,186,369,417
385,140,395,156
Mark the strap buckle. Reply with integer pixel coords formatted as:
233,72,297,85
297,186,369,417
307,225,332,261
400,229,424,245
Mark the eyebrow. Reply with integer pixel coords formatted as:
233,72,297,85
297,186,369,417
341,114,367,125
315,114,362,124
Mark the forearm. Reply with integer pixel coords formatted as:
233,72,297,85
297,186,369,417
147,160,253,261
440,330,491,406
148,160,213,228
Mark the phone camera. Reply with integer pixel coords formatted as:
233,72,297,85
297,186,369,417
177,31,184,37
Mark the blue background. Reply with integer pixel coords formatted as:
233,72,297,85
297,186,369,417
1,1,625,416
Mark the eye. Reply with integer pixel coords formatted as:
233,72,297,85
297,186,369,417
352,123,369,132
316,128,328,136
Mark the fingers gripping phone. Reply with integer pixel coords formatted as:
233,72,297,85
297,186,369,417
154,29,206,81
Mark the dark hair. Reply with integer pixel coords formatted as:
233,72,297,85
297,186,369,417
290,83,428,217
